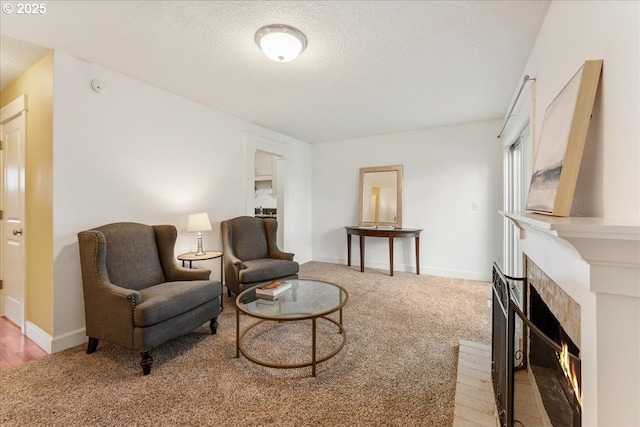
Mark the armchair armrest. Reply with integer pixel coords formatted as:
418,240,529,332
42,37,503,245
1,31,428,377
99,280,141,302
165,265,211,281
91,279,141,319
269,248,295,261
225,252,247,270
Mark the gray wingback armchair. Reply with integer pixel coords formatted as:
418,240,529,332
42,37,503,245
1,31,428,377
78,222,222,375
221,216,299,296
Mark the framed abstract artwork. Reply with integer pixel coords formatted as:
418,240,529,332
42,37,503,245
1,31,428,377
525,60,602,217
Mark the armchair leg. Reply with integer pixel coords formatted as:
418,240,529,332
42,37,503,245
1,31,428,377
140,351,153,375
87,337,99,354
210,317,219,335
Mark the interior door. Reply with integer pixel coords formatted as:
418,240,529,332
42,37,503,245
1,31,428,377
1,99,26,330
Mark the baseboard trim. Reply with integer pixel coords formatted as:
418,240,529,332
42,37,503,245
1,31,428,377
52,327,86,353
311,256,418,273
310,257,491,282
25,322,86,354
422,267,491,282
25,321,52,354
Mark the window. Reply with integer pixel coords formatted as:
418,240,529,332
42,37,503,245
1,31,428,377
505,125,531,276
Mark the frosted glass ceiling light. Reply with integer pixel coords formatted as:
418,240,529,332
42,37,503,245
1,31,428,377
255,24,307,62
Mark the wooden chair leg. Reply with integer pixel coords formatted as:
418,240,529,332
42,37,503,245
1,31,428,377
87,337,99,354
210,317,219,335
140,350,153,375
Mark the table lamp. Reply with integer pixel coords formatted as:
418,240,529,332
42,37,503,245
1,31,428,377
187,212,212,256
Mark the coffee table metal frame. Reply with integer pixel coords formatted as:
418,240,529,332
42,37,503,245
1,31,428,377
235,279,348,377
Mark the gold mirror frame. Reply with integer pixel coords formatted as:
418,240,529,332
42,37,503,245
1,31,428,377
358,165,403,228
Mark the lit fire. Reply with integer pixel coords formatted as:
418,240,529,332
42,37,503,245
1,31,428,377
557,342,582,407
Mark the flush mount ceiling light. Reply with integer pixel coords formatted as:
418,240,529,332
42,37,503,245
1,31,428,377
255,24,307,63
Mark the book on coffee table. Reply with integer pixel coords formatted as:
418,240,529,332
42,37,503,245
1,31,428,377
255,281,291,299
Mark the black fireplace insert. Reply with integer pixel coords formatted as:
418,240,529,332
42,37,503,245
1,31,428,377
492,263,581,427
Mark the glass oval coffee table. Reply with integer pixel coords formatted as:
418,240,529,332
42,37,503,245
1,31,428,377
235,279,348,377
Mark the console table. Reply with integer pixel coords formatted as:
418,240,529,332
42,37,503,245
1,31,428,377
345,226,422,276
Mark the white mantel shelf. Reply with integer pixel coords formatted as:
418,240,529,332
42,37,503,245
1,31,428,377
502,211,640,297
501,211,640,240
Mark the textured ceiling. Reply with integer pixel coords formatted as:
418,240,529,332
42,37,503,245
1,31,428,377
0,36,51,90
0,1,550,143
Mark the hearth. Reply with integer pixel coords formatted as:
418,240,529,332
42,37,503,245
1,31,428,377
492,262,582,427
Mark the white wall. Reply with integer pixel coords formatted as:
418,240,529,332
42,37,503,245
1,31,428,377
506,2,640,425
51,51,312,346
311,119,504,281
521,1,639,220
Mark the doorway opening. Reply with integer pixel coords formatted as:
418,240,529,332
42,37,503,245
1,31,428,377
254,150,280,217
244,133,287,249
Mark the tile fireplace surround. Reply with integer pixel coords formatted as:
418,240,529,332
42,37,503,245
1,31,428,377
503,212,640,427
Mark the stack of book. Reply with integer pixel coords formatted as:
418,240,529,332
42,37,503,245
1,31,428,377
255,281,291,300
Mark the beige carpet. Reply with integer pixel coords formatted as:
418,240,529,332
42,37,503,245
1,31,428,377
0,262,491,426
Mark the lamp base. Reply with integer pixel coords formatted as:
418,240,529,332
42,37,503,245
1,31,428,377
195,233,206,256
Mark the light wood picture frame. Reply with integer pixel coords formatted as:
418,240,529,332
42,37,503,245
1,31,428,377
358,165,403,228
525,60,603,217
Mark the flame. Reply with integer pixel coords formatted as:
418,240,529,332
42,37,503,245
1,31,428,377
557,343,582,407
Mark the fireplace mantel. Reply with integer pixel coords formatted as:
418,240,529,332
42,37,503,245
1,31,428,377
501,211,640,426
502,211,640,297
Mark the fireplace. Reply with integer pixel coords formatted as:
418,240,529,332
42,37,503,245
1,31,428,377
492,259,582,427
500,211,640,427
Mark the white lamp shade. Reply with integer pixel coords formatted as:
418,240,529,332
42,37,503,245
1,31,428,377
187,212,212,232
255,24,307,63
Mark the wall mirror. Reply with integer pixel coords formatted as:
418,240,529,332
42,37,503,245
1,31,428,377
359,165,403,228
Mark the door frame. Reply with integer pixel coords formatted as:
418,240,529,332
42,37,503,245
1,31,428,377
501,77,535,278
0,95,27,330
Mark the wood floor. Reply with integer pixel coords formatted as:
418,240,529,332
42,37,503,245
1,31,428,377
0,316,47,372
453,340,499,427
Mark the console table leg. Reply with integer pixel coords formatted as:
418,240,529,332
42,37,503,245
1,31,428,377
347,234,352,266
389,237,394,276
359,235,365,272
415,236,420,275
